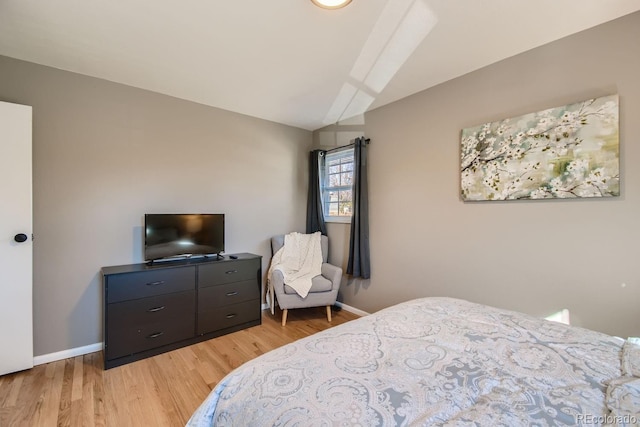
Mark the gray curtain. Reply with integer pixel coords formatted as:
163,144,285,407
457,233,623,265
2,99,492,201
306,149,327,235
347,137,370,278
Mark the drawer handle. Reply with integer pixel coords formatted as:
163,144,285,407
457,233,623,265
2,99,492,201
146,280,165,286
225,313,237,319
226,291,239,297
147,331,164,339
225,270,238,275
147,306,166,313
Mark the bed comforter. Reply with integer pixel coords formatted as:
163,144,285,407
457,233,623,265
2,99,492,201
187,297,639,426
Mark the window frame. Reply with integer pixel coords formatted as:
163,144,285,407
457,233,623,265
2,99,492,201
320,146,355,224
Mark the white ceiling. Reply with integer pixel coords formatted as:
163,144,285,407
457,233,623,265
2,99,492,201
1,0,639,131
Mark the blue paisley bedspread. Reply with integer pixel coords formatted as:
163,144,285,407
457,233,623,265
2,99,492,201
187,297,639,426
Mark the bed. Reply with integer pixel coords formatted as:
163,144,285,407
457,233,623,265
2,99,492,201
187,297,639,426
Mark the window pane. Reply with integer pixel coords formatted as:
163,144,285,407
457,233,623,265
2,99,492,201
341,162,353,172
329,174,340,187
339,190,352,201
342,172,353,185
328,191,338,202
339,201,352,216
328,203,339,216
329,165,340,174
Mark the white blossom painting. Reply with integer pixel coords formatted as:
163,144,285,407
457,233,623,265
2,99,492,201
461,94,619,201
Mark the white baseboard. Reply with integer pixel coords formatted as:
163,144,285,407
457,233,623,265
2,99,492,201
33,342,103,366
335,301,370,317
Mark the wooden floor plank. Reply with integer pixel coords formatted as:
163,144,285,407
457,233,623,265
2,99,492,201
0,308,358,426
2,375,23,408
70,356,84,402
84,352,105,427
55,358,76,427
10,365,47,426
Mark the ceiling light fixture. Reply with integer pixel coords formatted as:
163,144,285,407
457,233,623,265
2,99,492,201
311,0,352,10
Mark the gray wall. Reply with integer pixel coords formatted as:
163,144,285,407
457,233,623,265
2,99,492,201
319,12,640,338
0,56,311,356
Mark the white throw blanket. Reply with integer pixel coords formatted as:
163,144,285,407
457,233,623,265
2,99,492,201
268,232,323,313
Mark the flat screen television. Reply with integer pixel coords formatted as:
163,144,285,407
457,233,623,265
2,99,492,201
144,214,225,261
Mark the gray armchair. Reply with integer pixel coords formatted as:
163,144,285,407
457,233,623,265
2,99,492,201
270,234,342,326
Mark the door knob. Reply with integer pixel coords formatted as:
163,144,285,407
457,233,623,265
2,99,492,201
14,233,28,243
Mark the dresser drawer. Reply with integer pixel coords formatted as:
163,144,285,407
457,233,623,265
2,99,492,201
106,313,195,360
198,280,259,310
197,300,259,335
107,290,195,330
106,267,195,303
198,259,259,288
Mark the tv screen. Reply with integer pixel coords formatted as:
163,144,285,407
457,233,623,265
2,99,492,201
144,214,225,261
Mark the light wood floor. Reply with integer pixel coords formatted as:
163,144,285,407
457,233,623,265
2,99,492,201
0,307,359,427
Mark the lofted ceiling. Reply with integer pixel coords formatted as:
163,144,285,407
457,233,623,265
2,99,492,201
1,0,639,131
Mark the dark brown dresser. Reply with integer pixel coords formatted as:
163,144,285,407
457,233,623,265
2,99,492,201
102,253,261,369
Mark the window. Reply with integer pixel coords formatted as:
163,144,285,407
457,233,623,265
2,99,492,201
321,147,354,222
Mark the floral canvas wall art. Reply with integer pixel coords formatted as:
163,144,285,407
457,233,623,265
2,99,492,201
460,94,619,201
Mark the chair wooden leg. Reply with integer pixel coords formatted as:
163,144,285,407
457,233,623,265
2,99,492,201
282,309,288,326
326,305,332,322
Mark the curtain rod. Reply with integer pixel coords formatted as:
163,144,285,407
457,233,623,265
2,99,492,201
322,137,370,154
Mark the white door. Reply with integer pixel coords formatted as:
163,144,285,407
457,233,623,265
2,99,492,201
0,101,33,376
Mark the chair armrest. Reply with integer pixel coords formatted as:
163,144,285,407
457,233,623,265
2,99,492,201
321,263,343,291
270,269,286,296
